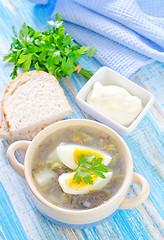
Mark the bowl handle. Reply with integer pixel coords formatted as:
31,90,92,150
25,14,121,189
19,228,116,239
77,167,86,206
119,172,150,209
7,141,31,177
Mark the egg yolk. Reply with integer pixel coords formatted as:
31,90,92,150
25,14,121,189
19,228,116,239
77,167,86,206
64,148,104,190
65,174,98,190
73,148,104,165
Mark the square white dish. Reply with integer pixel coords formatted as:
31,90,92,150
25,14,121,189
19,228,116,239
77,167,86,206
76,67,155,135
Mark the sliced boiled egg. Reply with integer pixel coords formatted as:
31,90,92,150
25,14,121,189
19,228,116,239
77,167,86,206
56,143,112,170
58,171,113,195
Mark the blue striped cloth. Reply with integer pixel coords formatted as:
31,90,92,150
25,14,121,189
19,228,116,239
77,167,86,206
29,0,164,78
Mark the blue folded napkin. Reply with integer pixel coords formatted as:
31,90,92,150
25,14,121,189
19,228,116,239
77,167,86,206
29,0,164,78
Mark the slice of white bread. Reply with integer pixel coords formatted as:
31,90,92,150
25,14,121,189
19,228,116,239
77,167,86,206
0,113,59,141
0,70,72,140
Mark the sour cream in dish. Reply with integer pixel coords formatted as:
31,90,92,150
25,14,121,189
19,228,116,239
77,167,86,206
86,82,143,126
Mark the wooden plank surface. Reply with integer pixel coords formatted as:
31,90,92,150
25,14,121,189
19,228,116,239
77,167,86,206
0,0,164,239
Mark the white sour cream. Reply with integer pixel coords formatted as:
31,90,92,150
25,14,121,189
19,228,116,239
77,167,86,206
86,82,143,126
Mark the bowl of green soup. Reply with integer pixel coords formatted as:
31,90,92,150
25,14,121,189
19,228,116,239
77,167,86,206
7,119,150,229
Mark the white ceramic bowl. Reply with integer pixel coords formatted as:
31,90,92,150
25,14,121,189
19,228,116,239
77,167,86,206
76,67,155,135
7,119,150,229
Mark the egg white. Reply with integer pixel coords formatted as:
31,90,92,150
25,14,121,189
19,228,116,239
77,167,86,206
56,143,112,170
58,171,113,195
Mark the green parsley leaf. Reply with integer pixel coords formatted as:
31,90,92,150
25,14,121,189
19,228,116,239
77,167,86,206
22,53,32,72
61,57,75,76
56,12,63,22
84,46,97,57
3,53,12,61
73,154,110,185
12,26,18,38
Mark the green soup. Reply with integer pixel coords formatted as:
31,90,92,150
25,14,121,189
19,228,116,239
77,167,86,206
32,126,125,210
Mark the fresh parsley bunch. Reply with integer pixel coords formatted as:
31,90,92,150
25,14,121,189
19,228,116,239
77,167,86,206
73,154,110,185
4,12,97,80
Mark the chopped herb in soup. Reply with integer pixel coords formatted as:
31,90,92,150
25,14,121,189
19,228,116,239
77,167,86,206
32,126,125,210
